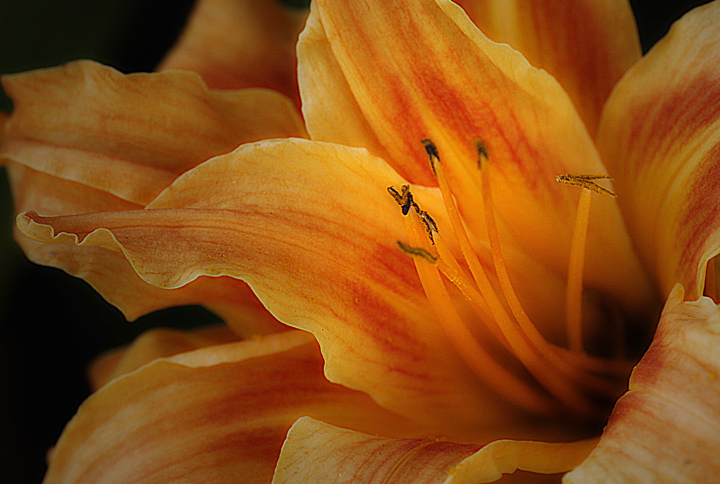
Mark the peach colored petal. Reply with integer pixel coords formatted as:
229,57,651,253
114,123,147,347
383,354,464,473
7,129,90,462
7,162,284,336
1,60,306,206
158,0,308,105
88,325,238,390
564,285,720,483
455,0,641,135
298,0,655,316
597,1,720,300
44,331,418,484
17,138,583,443
274,417,597,484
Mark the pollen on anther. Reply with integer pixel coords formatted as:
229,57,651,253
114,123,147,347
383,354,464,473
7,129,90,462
419,210,438,243
556,174,617,198
388,185,418,215
397,241,438,264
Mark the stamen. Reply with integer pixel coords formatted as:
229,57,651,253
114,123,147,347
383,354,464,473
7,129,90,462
403,210,557,414
476,150,604,413
425,140,609,412
389,145,625,414
556,174,617,352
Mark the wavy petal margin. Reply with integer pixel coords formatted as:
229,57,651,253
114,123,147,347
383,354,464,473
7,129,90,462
2,60,305,332
564,285,720,483
158,0,308,105
274,417,597,484
456,0,641,135
597,1,720,299
298,0,655,315
1,60,306,206
7,163,284,335
44,330,417,484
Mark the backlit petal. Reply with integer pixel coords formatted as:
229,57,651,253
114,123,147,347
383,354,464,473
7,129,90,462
597,1,720,300
17,138,575,442
274,417,597,484
455,0,641,135
1,60,306,206
564,285,720,483
298,0,654,315
44,330,416,484
158,0,308,105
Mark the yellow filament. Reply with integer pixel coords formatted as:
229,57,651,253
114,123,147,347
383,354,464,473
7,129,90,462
566,188,592,353
403,212,557,414
432,160,522,350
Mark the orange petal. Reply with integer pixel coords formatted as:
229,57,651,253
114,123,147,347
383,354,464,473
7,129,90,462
564,284,720,483
17,138,572,442
158,0,308,105
44,330,417,484
274,417,597,484
88,324,239,390
597,1,720,300
1,60,306,206
455,0,641,135
7,162,284,336
298,0,654,320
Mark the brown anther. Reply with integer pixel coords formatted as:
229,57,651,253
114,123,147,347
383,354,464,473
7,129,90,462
475,139,489,168
397,241,437,264
556,174,617,198
419,210,438,243
388,184,419,215
421,138,440,176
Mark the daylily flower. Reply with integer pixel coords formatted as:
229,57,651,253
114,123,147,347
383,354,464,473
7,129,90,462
2,0,720,482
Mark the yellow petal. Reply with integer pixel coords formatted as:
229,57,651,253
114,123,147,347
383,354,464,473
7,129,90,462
597,1,720,300
274,417,597,484
158,0,308,105
17,138,572,442
564,285,720,483
456,0,641,135
45,330,416,484
298,0,654,323
1,60,306,206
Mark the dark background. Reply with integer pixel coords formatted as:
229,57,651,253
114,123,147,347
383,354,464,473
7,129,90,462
0,1,710,482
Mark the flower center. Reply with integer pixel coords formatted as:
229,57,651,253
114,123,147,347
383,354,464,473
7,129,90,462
389,139,631,419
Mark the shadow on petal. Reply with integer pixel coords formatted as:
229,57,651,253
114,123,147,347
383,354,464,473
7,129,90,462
565,284,720,483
